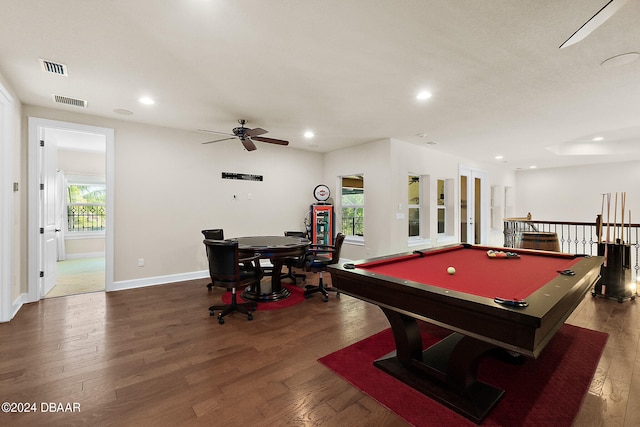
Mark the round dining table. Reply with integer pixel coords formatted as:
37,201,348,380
230,235,310,302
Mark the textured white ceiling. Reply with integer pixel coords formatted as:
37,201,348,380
1,0,639,169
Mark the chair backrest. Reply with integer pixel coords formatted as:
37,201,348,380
203,239,239,282
284,231,307,238
331,233,346,264
201,229,224,240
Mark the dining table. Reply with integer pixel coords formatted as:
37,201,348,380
229,235,310,302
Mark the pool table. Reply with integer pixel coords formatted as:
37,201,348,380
327,243,603,423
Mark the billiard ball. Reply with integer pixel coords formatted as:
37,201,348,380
447,266,456,275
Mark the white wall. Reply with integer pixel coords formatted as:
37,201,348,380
324,138,516,260
324,139,392,260
515,161,640,223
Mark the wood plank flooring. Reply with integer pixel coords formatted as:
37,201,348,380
1,271,639,426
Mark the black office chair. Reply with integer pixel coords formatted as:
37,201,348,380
201,229,225,290
303,233,345,302
204,239,262,324
281,231,308,285
201,229,224,240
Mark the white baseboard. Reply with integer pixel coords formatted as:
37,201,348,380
64,252,105,260
12,292,28,319
111,270,209,292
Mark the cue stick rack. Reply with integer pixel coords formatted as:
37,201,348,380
593,191,635,302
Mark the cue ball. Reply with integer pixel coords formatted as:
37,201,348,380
447,267,456,275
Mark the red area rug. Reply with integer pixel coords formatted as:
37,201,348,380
220,284,305,311
319,322,607,426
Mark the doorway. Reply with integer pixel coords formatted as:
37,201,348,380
28,118,114,301
459,167,488,245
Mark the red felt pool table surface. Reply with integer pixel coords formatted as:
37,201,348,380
357,245,581,301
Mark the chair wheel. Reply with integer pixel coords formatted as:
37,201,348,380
209,310,215,316
218,317,225,324
248,313,253,320
323,296,329,302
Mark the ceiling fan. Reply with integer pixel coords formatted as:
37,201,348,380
199,119,289,151
559,0,630,48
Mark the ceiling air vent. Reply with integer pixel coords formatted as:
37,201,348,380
39,59,68,76
53,94,87,108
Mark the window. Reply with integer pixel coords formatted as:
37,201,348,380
408,175,421,238
66,182,106,233
437,179,446,234
341,175,364,238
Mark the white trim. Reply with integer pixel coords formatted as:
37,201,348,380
0,83,14,322
28,118,115,304
64,252,105,260
12,293,28,319
65,232,105,240
112,270,209,292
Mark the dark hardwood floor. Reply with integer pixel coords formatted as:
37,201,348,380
1,271,639,426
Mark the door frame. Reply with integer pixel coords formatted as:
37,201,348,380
28,118,115,301
459,165,489,245
0,83,14,322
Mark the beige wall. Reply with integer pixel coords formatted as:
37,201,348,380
3,70,515,315
21,105,324,287
58,149,106,175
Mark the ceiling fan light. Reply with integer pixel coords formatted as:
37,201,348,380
416,91,432,100
601,52,640,68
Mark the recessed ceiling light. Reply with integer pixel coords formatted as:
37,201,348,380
601,52,640,68
529,165,537,169
138,97,155,105
416,91,432,100
495,155,504,160
592,136,604,141
304,130,314,138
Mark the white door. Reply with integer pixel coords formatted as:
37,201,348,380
40,130,58,297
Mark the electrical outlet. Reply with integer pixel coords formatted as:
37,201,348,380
138,258,144,267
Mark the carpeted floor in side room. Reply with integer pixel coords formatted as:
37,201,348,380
46,257,105,298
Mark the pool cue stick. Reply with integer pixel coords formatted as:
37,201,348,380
613,192,618,242
621,192,626,243
599,193,605,243
606,193,611,243
605,193,611,266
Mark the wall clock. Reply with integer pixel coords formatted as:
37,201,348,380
313,184,330,202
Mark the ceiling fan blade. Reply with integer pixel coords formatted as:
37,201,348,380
246,127,268,137
241,137,257,151
202,137,236,144
198,128,234,136
559,0,629,48
251,136,289,146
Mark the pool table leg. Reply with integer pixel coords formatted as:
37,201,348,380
375,308,504,423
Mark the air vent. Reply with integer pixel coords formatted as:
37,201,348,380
53,95,87,108
39,59,68,76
